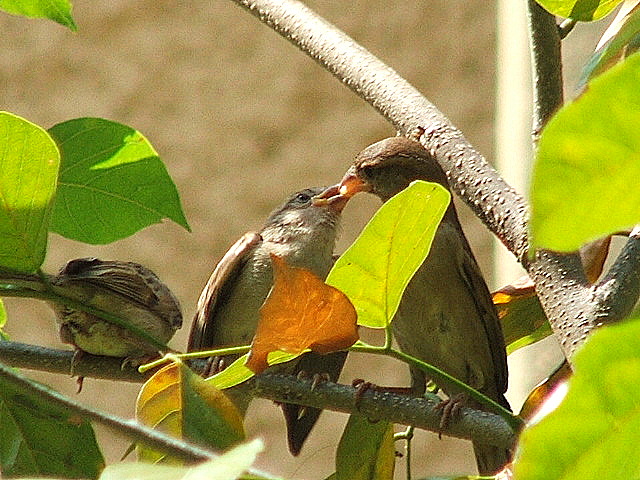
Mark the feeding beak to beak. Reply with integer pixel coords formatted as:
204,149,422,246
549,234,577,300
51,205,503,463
313,167,372,212
312,184,349,213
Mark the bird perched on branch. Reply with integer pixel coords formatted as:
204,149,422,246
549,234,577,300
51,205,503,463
317,135,511,475
188,186,348,456
50,258,182,359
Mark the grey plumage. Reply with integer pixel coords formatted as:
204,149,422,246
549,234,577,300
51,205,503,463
187,187,347,455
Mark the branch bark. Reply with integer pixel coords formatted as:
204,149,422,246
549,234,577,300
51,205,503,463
230,0,640,359
0,341,517,449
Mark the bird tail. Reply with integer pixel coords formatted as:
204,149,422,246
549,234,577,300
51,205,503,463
282,351,347,455
472,442,512,476
473,391,512,475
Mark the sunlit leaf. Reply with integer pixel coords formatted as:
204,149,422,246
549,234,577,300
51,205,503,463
49,118,190,244
0,0,76,31
531,51,640,251
514,317,640,479
246,255,357,374
492,277,551,354
0,112,59,272
206,351,299,390
580,1,640,85
518,361,571,422
0,299,7,340
0,373,104,478
136,362,244,463
327,180,450,328
100,438,264,480
335,415,395,480
535,0,623,21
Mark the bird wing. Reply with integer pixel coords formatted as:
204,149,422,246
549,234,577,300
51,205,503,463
187,232,262,351
458,239,510,401
56,260,161,307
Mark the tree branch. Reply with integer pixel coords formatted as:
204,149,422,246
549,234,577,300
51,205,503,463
230,0,640,359
0,341,517,449
0,360,213,463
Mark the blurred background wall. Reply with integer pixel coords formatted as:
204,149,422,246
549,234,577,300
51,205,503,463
1,1,607,477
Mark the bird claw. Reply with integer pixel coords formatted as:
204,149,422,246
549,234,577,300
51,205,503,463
204,356,226,377
351,379,381,423
434,393,467,439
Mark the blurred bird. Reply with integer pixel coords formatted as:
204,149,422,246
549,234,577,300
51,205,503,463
188,186,348,456
318,136,510,475
49,258,182,358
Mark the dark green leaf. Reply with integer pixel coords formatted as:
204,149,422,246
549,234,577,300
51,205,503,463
335,414,395,480
514,317,640,479
531,51,640,251
0,373,104,478
136,362,244,463
0,112,59,272
327,181,450,328
0,0,76,30
49,118,190,244
535,0,623,21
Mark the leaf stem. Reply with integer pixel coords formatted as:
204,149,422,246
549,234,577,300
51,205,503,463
142,346,252,372
349,343,523,430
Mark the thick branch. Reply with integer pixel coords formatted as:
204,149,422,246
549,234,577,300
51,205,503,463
0,341,516,449
230,0,640,359
526,0,564,140
233,0,528,259
252,373,516,450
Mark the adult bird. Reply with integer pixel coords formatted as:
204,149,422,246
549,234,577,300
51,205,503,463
319,136,510,475
188,186,348,456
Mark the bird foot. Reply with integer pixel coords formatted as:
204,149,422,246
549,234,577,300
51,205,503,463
434,393,467,439
202,356,227,377
351,379,414,423
69,349,85,393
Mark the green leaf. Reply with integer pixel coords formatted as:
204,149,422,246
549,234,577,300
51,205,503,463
535,0,623,21
205,351,299,390
327,180,450,328
48,118,190,244
580,3,640,85
0,0,76,31
136,362,244,464
0,112,59,272
0,372,104,478
531,51,640,251
0,299,7,340
183,366,245,451
335,415,395,480
493,289,553,354
514,317,640,480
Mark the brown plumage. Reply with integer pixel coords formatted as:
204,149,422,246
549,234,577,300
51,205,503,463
337,136,510,475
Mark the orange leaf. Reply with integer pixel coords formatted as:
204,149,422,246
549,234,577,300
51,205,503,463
246,254,358,374
518,360,572,422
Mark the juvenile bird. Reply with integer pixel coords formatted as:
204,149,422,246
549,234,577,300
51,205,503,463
320,136,510,475
188,186,348,456
50,258,182,358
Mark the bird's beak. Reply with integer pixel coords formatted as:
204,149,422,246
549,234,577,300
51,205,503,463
312,184,349,213
337,167,372,198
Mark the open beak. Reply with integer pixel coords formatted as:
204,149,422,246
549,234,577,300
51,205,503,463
337,166,372,197
312,184,349,213
313,167,372,213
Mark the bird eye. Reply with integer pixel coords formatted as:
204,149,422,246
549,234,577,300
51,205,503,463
294,192,311,203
